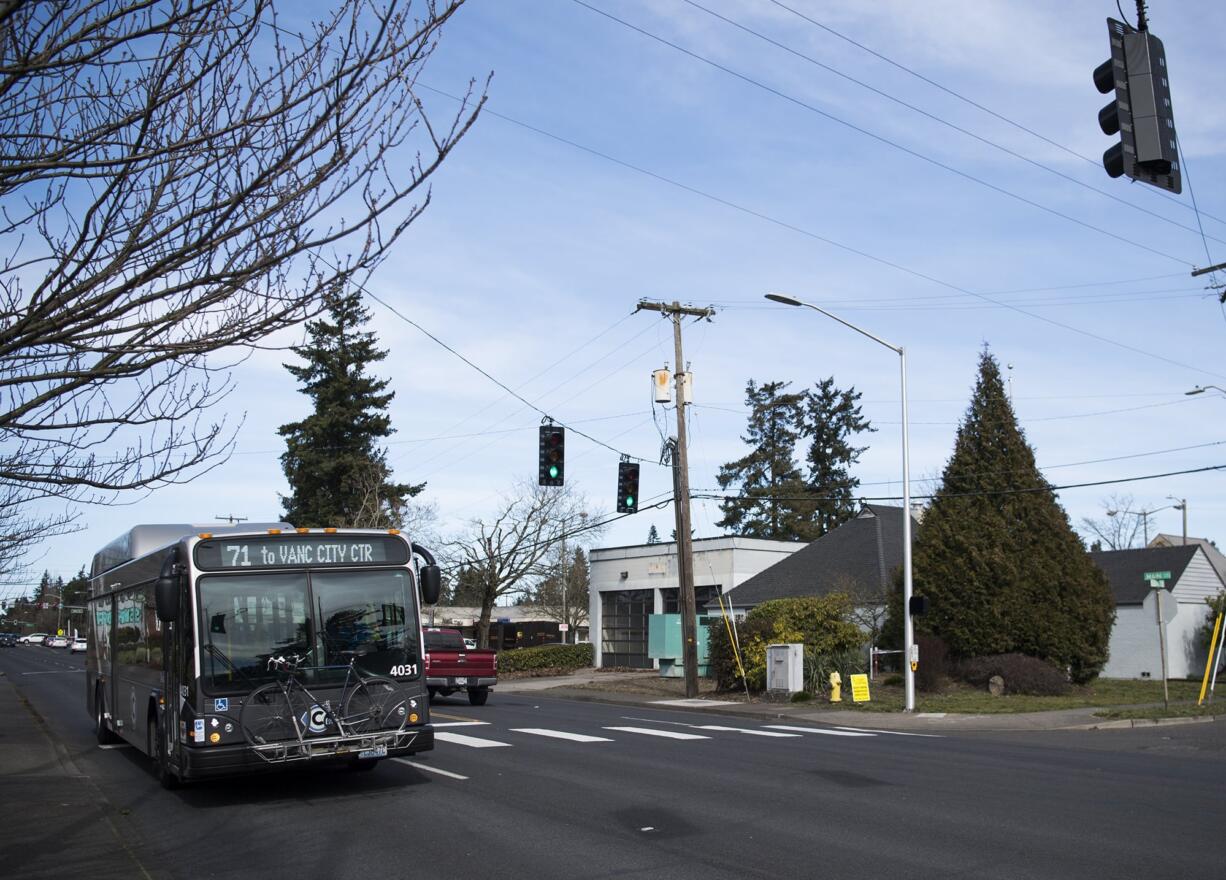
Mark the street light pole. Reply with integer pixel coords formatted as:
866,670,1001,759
765,292,915,712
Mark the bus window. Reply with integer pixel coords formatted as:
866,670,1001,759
198,573,310,693
312,569,418,682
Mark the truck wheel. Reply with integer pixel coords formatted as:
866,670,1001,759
467,687,489,706
427,687,438,701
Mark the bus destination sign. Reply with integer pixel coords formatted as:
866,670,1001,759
195,534,409,571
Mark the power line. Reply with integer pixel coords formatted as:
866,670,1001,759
767,0,1226,230
414,86,1226,383
693,463,1226,504
681,0,1225,248
571,0,1196,267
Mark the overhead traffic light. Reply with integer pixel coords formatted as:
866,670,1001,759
1094,17,1180,193
538,425,565,486
616,461,640,513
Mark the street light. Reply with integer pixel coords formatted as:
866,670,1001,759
764,292,916,712
1106,504,1176,546
1166,497,1187,546
1186,385,1226,397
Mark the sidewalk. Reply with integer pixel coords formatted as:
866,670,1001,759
0,672,154,879
497,670,1223,732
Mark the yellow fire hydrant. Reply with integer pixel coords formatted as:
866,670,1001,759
829,671,842,703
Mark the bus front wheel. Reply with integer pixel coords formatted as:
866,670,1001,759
148,717,180,790
94,687,119,745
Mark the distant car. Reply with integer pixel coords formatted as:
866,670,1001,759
463,638,477,650
70,637,87,653
0,632,17,647
20,633,49,645
47,635,70,648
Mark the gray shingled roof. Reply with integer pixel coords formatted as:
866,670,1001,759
716,505,916,608
1089,545,1199,605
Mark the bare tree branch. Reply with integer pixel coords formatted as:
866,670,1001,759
0,0,484,571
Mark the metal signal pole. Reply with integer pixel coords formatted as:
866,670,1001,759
636,299,714,699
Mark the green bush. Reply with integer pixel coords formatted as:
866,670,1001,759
498,642,593,674
956,653,1070,696
707,595,865,692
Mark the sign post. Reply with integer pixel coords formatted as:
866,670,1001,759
1144,570,1172,710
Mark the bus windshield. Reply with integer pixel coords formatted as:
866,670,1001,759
198,568,419,693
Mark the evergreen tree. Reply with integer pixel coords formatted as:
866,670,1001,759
279,287,422,528
646,525,660,544
716,380,812,539
911,349,1114,682
803,377,874,537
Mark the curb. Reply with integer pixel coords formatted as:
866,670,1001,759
1078,714,1221,731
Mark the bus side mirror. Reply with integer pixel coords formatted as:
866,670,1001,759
420,565,441,606
155,556,181,623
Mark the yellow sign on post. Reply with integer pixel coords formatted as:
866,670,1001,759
850,674,871,703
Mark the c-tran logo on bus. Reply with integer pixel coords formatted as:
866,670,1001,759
301,704,331,734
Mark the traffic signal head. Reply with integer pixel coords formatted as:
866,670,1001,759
538,425,565,486
616,461,640,513
1094,18,1180,193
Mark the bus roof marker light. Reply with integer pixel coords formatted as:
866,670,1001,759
268,528,281,535
198,533,212,539
388,529,400,535
296,528,309,534
324,527,337,534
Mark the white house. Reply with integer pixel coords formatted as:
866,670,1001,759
1091,544,1225,679
588,536,802,669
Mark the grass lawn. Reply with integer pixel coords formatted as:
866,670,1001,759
811,677,1223,715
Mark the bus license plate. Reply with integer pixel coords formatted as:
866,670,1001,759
454,677,468,685
358,745,387,759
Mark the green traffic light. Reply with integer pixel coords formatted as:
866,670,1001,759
549,465,559,479
625,495,634,508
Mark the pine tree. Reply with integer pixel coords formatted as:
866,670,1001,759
803,377,874,537
279,287,422,528
716,380,812,539
646,525,660,544
912,349,1114,682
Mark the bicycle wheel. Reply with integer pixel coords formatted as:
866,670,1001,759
341,677,407,734
240,684,302,746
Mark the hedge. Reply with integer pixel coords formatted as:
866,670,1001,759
498,642,594,674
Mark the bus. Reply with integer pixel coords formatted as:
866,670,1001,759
86,523,441,786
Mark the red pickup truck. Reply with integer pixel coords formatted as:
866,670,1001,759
424,627,497,706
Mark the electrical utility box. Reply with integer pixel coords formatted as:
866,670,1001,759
648,613,710,678
766,643,804,694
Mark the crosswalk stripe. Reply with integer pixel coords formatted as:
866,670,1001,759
695,725,801,738
602,726,710,740
393,758,469,780
510,728,614,743
435,731,512,748
834,726,942,738
762,725,876,737
432,721,489,728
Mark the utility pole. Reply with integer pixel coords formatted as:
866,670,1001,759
636,299,714,699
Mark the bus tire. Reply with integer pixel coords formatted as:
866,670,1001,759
94,686,119,745
348,757,380,772
148,716,180,790
467,687,489,706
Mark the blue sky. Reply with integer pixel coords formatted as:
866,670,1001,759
14,0,1226,597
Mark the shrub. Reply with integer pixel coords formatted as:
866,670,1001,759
915,633,949,693
706,594,865,692
498,642,593,674
956,653,1070,696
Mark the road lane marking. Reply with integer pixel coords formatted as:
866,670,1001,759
393,759,469,780
602,726,710,740
695,725,801,738
97,743,133,750
762,725,876,737
510,728,614,743
834,726,942,738
431,721,489,728
431,711,482,722
650,698,739,707
20,670,84,675
435,732,512,748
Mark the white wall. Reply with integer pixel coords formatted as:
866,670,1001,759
588,537,800,668
1102,551,1222,679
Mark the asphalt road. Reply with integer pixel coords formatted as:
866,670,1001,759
3,647,1226,880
